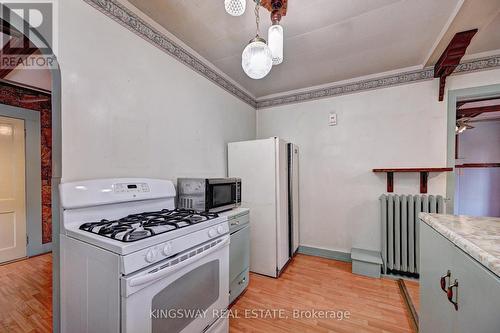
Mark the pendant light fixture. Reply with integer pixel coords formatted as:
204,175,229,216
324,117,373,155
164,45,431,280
241,1,273,79
225,0,246,16
268,9,283,65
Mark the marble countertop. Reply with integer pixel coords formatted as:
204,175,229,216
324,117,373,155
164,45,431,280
419,213,500,278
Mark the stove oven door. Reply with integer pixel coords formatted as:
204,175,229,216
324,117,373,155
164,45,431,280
121,235,230,333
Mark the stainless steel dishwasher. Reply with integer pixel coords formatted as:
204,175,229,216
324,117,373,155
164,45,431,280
222,208,250,304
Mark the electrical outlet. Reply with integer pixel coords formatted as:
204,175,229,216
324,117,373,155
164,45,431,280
329,113,337,126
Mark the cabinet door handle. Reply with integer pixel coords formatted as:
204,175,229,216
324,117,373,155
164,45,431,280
230,220,240,226
440,270,451,292
238,277,246,285
447,279,459,311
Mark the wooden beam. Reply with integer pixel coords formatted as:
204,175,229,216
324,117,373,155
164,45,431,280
373,168,453,173
434,29,478,101
373,168,452,194
0,35,38,78
387,172,394,193
457,104,500,117
0,19,23,39
456,163,500,168
420,172,429,194
457,97,500,108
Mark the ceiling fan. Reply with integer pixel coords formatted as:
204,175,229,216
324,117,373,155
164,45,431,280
455,117,474,134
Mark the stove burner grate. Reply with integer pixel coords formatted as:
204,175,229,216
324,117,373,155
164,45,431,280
79,209,219,242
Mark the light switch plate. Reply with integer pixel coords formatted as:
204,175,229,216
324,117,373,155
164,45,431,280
329,113,337,126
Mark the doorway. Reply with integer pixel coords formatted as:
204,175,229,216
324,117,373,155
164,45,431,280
0,102,50,262
0,6,62,332
446,84,500,216
454,97,500,217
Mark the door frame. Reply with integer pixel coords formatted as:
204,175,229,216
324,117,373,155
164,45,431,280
0,107,50,257
1,9,62,332
446,83,500,213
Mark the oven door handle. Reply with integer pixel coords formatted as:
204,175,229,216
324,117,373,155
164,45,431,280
128,236,230,288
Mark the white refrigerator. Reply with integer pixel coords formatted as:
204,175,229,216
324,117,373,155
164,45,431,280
228,137,299,278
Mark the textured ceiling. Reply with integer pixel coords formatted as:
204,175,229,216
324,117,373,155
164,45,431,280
426,0,500,66
128,0,497,98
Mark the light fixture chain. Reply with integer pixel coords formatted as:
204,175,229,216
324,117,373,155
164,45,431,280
255,1,260,37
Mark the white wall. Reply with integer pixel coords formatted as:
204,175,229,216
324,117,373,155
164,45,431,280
57,0,500,252
257,69,500,254
58,0,256,183
456,120,500,217
457,120,500,163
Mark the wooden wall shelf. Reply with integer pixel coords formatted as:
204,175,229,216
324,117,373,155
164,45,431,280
373,168,453,193
455,163,500,168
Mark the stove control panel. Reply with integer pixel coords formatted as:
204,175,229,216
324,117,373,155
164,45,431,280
114,183,150,193
145,249,158,263
121,220,230,274
162,242,173,256
208,228,218,238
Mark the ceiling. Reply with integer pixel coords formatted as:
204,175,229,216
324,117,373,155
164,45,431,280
2,0,499,96
427,0,500,65
128,0,500,99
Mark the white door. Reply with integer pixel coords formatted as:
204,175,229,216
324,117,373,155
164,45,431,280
0,116,26,263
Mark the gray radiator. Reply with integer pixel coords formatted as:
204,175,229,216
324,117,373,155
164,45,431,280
380,194,444,276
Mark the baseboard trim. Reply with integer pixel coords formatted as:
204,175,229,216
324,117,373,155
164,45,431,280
298,246,352,263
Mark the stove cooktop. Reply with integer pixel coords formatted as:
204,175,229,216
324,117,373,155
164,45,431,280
79,209,219,242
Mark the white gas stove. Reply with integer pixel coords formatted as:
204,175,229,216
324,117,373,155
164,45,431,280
59,178,230,333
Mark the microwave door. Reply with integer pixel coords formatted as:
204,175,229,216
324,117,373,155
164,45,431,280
208,183,237,213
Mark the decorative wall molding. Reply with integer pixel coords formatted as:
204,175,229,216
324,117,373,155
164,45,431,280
257,68,435,109
453,54,500,75
257,54,500,109
82,0,500,110
83,0,257,108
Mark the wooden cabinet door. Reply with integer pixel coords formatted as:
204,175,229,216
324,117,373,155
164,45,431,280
420,223,456,333
452,246,500,333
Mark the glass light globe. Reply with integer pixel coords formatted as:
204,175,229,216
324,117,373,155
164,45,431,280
268,24,283,65
241,37,273,79
225,0,246,16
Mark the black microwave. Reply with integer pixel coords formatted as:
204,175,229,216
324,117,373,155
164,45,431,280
177,178,241,213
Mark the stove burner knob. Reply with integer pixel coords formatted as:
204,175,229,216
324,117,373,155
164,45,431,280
163,243,172,256
145,249,157,263
217,226,225,234
208,228,217,238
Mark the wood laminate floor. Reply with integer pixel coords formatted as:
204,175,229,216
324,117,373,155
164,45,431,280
230,254,419,333
0,253,420,333
0,254,52,333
